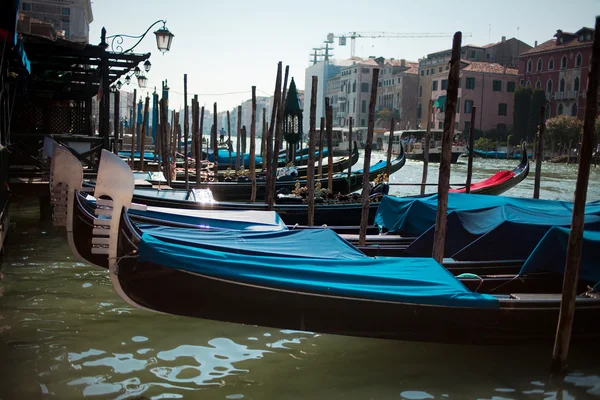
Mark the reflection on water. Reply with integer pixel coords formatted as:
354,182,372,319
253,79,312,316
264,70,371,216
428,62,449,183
1,157,600,399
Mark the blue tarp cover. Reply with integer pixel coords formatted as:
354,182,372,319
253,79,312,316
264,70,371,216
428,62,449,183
375,194,600,235
520,227,600,284
136,227,498,308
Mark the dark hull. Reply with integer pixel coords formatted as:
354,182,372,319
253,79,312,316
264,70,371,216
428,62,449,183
406,152,462,164
115,212,600,344
150,151,405,201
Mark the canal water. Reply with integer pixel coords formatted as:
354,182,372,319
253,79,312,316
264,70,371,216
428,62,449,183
1,154,600,399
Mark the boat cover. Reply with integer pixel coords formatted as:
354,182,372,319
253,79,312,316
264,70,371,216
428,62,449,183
118,151,159,161
375,194,600,235
354,159,387,174
519,227,600,285
135,227,498,308
129,207,287,231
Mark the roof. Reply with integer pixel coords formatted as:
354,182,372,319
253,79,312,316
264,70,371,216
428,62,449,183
520,29,594,56
462,62,518,75
404,62,419,74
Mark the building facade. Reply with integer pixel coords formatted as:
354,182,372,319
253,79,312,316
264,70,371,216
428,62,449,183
518,27,596,120
19,0,93,43
375,59,418,129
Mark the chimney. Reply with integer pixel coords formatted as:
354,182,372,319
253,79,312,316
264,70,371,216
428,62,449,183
534,40,538,47
401,59,406,66
501,36,506,42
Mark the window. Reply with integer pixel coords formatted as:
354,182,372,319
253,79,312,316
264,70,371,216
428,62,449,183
535,80,541,90
438,67,442,73
22,2,31,10
536,58,542,72
546,106,551,119
507,82,516,92
456,97,460,113
438,122,443,129
431,68,435,75
458,78,461,88
526,81,531,87
560,78,565,92
471,50,476,59
421,70,424,76
464,100,474,114
465,77,475,89
432,80,438,91
455,122,459,129
492,80,502,92
527,60,532,73
362,68,369,74
417,104,422,119
352,81,356,92
548,58,555,70
419,85,423,97
464,120,471,132
61,7,70,15
497,123,507,132
561,56,567,69
446,65,449,71
397,93,399,104
571,103,578,117
498,103,507,116
361,119,365,126
361,100,366,113
558,104,563,114
353,99,356,113
441,79,448,90
573,77,580,92
547,79,553,94
426,70,429,76
361,83,369,92
520,79,524,86
575,53,582,67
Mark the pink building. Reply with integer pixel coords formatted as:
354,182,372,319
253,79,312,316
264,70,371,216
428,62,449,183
429,62,518,134
518,27,596,120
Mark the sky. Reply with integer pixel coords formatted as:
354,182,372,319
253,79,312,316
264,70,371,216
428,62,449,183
89,0,599,112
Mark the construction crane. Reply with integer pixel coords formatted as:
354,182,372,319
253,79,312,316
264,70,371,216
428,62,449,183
326,31,473,58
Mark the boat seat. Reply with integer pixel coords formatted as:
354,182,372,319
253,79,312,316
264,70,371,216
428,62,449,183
509,293,565,300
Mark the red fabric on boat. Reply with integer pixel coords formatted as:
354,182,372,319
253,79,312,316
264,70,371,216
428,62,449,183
449,170,515,193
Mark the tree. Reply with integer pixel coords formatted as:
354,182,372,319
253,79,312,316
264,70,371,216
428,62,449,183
513,87,532,144
526,89,547,141
375,108,401,122
546,115,583,155
474,137,495,151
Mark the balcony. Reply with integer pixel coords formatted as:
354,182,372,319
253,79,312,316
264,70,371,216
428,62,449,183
338,96,347,103
337,112,347,118
555,91,579,100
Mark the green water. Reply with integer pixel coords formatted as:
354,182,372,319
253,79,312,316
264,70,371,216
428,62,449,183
1,156,600,399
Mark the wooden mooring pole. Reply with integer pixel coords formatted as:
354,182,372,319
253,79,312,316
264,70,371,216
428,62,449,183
326,101,334,191
307,76,318,226
159,98,171,187
359,68,380,246
421,98,433,195
318,117,324,178
533,105,546,199
432,31,461,264
140,94,150,172
227,110,232,168
250,86,257,202
213,103,218,175
269,65,289,210
386,117,395,178
184,74,189,190
236,106,242,170
197,106,205,186
130,88,137,167
465,106,477,194
265,62,282,205
113,89,120,155
347,117,353,193
551,15,600,373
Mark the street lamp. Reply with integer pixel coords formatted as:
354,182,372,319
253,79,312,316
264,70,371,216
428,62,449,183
134,66,141,77
137,74,148,89
154,26,175,53
125,75,131,85
116,80,122,89
102,20,174,54
143,60,151,73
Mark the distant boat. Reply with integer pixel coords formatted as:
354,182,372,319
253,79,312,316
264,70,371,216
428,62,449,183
382,129,466,163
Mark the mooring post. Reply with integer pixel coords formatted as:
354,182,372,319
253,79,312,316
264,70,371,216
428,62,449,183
140,94,150,172
227,110,232,168
466,106,477,194
421,98,433,195
534,105,546,199
183,74,189,189
113,89,120,155
193,96,200,185
235,106,241,171
159,98,171,187
307,76,318,226
359,68,380,246
130,88,137,167
197,106,204,186
269,65,289,210
386,117,395,178
265,62,282,205
318,117,324,178
261,108,267,161
552,16,600,373
347,117,353,193
327,101,334,191
250,86,257,202
432,31,462,264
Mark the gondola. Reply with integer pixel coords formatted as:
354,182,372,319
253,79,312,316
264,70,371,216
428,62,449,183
145,144,405,201
107,196,600,345
449,142,530,195
175,142,359,181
